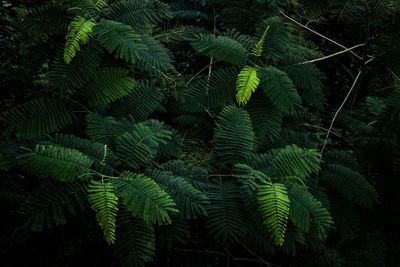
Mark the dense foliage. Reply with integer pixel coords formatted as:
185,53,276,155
1,0,399,266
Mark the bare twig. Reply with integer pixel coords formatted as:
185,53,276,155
239,241,273,267
297,43,365,65
320,70,362,156
302,123,342,137
280,11,364,60
186,63,212,86
206,7,217,94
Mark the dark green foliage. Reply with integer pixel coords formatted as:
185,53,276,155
110,80,164,121
112,171,178,225
191,34,248,66
213,105,255,165
1,98,76,140
48,41,104,96
20,144,93,182
182,67,238,112
135,34,174,72
287,183,333,239
85,67,135,106
114,121,172,169
205,181,246,243
2,0,399,266
115,209,156,267
107,0,173,29
257,66,302,112
146,169,209,219
94,20,147,64
22,180,88,231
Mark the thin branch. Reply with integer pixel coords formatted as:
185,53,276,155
186,63,212,86
302,123,342,137
206,7,217,94
320,70,362,156
280,11,363,60
239,241,273,267
297,43,365,65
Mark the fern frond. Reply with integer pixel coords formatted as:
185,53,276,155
88,179,118,244
258,182,290,246
287,183,333,240
46,134,119,170
95,0,107,11
158,160,210,191
107,0,172,29
269,144,321,179
1,98,76,140
22,180,88,231
214,105,255,165
85,67,135,106
85,113,122,145
110,80,164,121
257,67,301,112
115,209,156,267
236,65,260,106
183,66,238,112
20,144,93,182
112,171,178,225
49,41,103,96
114,122,172,169
191,34,248,66
366,96,386,116
245,91,283,148
147,169,209,219
135,35,174,72
94,20,147,64
205,182,246,243
251,26,270,57
255,16,292,60
64,16,95,64
322,163,378,207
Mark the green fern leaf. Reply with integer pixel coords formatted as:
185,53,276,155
108,0,172,29
214,105,255,165
236,65,260,106
95,0,107,11
64,16,95,64
86,67,135,106
135,34,174,72
251,26,270,57
94,20,147,64
112,171,178,225
269,144,321,179
20,144,93,182
255,17,292,60
191,34,248,66
147,169,209,219
49,41,103,96
257,67,301,112
115,209,156,267
88,179,119,244
1,98,76,140
258,182,290,246
22,180,88,231
205,182,246,243
110,80,164,121
183,66,238,112
114,121,172,169
288,183,333,240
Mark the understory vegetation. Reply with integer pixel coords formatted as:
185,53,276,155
1,0,399,266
